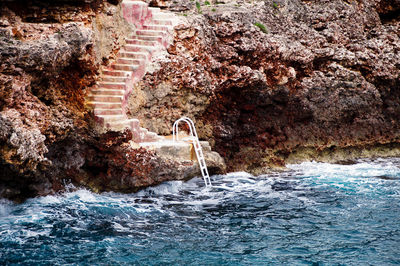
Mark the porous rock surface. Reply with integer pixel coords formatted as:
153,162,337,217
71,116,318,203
130,0,400,173
0,0,225,201
1,0,399,200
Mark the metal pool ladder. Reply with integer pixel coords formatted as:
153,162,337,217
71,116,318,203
172,117,212,187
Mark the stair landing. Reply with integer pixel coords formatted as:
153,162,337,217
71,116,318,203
138,139,212,161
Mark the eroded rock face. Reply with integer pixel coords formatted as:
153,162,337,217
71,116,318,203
0,0,226,201
130,0,400,173
0,0,121,200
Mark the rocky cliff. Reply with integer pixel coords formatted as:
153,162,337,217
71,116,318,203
0,0,224,201
1,0,399,200
131,0,400,173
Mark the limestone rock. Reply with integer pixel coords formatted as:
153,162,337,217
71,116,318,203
130,0,400,173
0,0,226,201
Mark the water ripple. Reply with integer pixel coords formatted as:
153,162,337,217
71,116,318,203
1,158,400,265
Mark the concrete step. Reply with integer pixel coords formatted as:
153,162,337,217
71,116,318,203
130,35,163,43
139,140,193,160
142,24,170,31
150,12,171,20
147,131,158,137
106,120,130,130
90,2,177,134
89,89,125,96
134,127,163,143
116,57,144,65
118,51,149,60
87,102,122,109
111,64,139,72
136,30,167,37
97,82,126,90
97,114,126,122
140,127,148,134
138,139,213,160
126,38,159,47
132,127,146,143
106,118,139,131
101,75,129,83
129,118,140,129
101,70,131,77
87,95,123,103
122,1,150,26
94,109,124,116
148,7,161,13
144,132,162,142
151,19,173,26
123,44,157,54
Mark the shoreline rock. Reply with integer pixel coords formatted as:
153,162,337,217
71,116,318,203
130,0,400,173
1,0,400,201
0,0,226,202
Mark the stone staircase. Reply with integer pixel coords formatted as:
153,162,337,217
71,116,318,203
85,1,225,176
86,1,179,143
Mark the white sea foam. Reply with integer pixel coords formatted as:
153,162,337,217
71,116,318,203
2,159,396,224
0,199,13,217
138,180,185,196
66,189,100,202
37,195,62,205
287,159,400,179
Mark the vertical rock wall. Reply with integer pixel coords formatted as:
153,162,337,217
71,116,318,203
0,0,132,200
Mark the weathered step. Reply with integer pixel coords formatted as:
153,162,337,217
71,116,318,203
139,140,193,160
139,127,148,136
106,120,129,130
142,25,169,31
101,75,129,83
111,64,139,72
126,38,159,46
106,118,139,131
116,57,144,65
97,82,126,90
136,30,167,37
150,12,171,20
147,132,158,138
87,95,123,103
87,102,122,109
94,109,124,116
135,128,162,142
151,19,173,26
123,44,157,54
129,118,140,129
118,51,149,60
97,114,126,122
132,127,146,143
143,131,163,142
90,89,125,96
101,70,131,77
122,1,150,26
148,7,161,13
130,35,163,43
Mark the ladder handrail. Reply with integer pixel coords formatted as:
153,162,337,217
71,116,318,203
172,117,212,187
173,117,197,142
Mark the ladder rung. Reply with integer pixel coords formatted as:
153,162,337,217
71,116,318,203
172,117,212,187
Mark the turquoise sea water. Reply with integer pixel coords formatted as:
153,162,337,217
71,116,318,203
1,158,400,265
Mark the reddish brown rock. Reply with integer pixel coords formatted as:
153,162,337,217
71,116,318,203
130,0,400,173
0,0,223,201
1,0,399,200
